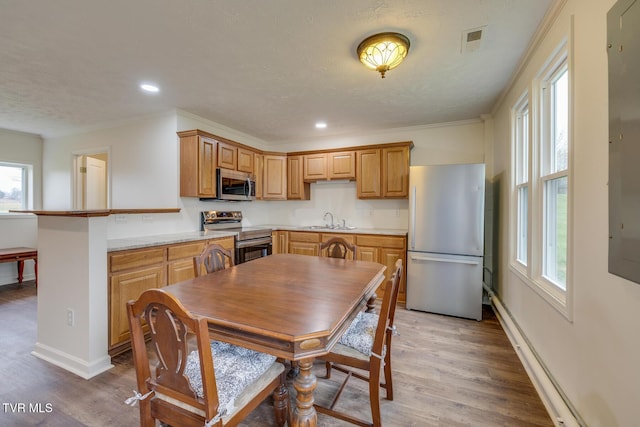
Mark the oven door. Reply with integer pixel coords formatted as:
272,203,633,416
217,169,256,201
235,236,272,264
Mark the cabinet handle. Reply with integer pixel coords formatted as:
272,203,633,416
410,255,479,266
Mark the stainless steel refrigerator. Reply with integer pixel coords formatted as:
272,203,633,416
406,164,485,320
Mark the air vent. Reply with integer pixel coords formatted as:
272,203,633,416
461,26,487,53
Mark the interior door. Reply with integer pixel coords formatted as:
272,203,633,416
84,156,107,209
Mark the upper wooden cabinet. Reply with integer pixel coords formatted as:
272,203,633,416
254,153,264,199
287,155,310,200
303,151,356,182
262,154,287,200
217,141,237,170
237,147,255,174
356,144,410,199
178,130,217,198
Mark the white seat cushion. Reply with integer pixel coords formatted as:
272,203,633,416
183,341,277,416
338,311,379,356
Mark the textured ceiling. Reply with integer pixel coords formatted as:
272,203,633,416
0,0,554,145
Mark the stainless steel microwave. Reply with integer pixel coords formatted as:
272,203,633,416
216,168,256,201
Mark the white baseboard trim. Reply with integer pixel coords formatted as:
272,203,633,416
490,295,581,427
32,342,113,380
0,273,35,287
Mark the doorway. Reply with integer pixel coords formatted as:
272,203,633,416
73,151,109,210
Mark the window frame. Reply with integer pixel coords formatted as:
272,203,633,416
510,38,573,320
0,161,33,214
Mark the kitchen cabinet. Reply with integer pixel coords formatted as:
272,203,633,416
274,230,407,302
288,231,320,256
263,154,287,200
217,141,237,170
287,155,310,200
356,144,410,199
356,149,381,198
303,153,327,181
254,153,264,199
108,236,234,355
303,151,356,182
178,130,217,198
382,145,410,198
328,151,356,180
237,147,255,174
356,234,407,301
272,230,288,254
108,247,166,353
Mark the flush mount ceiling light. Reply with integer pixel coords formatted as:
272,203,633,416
357,32,410,78
140,83,160,93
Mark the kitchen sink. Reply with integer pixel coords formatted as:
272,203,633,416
303,225,357,231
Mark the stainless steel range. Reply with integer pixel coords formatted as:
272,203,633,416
201,211,272,264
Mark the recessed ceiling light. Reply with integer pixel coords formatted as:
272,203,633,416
315,122,327,129
140,83,160,93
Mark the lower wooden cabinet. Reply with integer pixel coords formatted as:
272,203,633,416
108,236,234,355
276,230,407,303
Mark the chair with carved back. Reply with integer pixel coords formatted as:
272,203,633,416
319,237,357,260
194,243,234,277
126,288,289,427
315,259,403,427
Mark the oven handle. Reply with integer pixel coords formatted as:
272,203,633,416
235,236,273,249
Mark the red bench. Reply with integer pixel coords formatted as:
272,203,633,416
0,247,38,286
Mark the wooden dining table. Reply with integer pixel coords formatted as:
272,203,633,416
163,253,386,427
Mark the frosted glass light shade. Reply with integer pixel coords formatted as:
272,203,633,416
357,32,410,78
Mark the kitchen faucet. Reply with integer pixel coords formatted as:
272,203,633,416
323,211,334,228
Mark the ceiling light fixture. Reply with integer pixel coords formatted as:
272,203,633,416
140,83,160,93
357,32,410,78
315,122,327,129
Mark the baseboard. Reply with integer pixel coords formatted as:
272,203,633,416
0,273,35,287
490,295,581,427
32,342,113,380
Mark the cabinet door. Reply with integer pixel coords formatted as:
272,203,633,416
199,137,217,197
289,241,319,256
303,153,327,181
328,151,356,180
263,155,287,200
356,149,381,198
110,265,165,346
217,141,237,170
254,153,264,199
382,145,409,198
272,231,289,254
238,147,255,174
380,247,406,302
287,155,310,200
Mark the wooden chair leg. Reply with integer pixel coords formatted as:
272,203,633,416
383,357,393,400
273,372,290,427
325,361,332,379
369,375,382,427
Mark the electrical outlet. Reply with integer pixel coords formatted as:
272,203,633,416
66,309,74,326
142,215,153,222
115,214,126,223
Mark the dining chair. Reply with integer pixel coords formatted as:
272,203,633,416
319,237,357,259
193,243,234,277
126,288,289,427
315,259,403,427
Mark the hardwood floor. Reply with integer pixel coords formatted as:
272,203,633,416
0,281,552,426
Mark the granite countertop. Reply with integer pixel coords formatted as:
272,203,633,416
257,224,408,236
107,230,237,252
107,225,407,252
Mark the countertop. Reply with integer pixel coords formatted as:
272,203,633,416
107,225,407,252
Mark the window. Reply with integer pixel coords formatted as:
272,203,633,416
0,163,32,213
510,41,571,318
513,94,529,268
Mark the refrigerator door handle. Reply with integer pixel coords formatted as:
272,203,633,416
410,186,416,250
410,255,480,266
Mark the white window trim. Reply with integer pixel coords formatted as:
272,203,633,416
510,91,530,278
0,161,33,214
509,34,574,321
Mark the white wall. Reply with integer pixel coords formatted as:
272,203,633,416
491,0,640,425
0,129,42,285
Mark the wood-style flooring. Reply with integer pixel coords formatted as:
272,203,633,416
0,281,552,426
